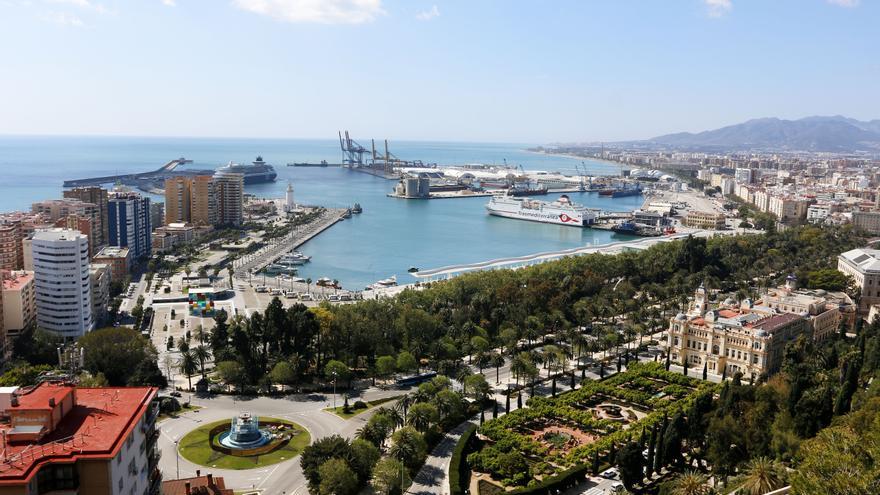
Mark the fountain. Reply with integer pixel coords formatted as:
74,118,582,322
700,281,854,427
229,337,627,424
217,412,271,450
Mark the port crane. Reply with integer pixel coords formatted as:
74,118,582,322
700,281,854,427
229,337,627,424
339,130,367,167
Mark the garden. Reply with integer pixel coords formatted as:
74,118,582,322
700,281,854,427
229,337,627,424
468,362,716,489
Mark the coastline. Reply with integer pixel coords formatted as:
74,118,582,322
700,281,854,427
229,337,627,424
521,148,629,169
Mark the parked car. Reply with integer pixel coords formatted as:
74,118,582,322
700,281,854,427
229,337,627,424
600,468,619,480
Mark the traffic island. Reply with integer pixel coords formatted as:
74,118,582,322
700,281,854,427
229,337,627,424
177,416,310,470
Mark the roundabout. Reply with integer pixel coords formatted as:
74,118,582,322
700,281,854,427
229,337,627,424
177,415,311,470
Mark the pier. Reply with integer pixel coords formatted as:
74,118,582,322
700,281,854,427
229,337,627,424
63,158,198,187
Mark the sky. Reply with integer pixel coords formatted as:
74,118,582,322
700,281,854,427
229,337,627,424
0,0,877,143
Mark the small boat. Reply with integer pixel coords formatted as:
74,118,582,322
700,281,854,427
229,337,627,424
316,277,334,287
408,266,419,273
352,203,363,214
611,221,639,235
343,209,352,219
376,275,397,287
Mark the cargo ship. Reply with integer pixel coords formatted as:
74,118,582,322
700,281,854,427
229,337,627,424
486,193,595,227
599,183,642,197
217,156,277,184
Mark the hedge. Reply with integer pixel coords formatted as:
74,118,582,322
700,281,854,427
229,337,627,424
450,424,479,495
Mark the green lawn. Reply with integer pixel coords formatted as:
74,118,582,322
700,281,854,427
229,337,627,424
323,395,401,419
178,417,310,470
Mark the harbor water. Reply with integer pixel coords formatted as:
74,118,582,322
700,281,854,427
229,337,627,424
0,136,644,290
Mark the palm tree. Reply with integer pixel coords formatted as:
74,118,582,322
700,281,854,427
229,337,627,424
178,350,198,391
489,352,505,384
193,345,211,378
737,457,784,495
305,277,312,294
380,406,405,429
669,471,711,495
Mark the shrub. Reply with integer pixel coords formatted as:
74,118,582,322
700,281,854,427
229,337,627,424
353,400,368,410
450,424,478,495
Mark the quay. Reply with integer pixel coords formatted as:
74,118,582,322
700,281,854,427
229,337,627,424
63,158,198,187
233,207,349,276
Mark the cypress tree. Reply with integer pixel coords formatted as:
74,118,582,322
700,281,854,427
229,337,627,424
505,393,510,413
665,352,671,371
492,399,498,418
600,362,606,379
617,353,622,372
552,377,557,397
570,371,576,390
702,362,707,380
480,409,485,425
517,392,523,409
592,450,600,475
683,358,689,377
646,424,657,478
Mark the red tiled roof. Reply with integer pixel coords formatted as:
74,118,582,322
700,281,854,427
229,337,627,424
748,312,803,333
718,309,740,318
11,383,74,411
0,384,157,485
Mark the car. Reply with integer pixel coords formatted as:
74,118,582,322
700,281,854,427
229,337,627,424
606,481,624,494
300,293,313,301
255,286,268,293
600,468,619,480
328,295,340,302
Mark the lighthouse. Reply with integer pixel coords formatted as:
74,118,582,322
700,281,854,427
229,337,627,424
285,181,295,213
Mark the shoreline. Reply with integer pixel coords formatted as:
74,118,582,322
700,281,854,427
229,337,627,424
522,149,629,169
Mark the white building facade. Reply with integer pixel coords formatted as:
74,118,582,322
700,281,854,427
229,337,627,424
31,229,93,338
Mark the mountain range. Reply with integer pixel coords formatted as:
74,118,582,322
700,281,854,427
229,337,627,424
644,116,880,152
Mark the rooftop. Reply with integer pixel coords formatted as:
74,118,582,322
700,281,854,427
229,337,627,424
2,271,33,291
94,246,130,258
0,383,157,484
163,474,233,495
840,248,880,273
749,312,804,333
31,228,87,243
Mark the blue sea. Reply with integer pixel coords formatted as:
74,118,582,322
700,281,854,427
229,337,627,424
0,136,644,289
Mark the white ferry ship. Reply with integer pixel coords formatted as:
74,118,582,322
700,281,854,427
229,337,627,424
485,193,596,227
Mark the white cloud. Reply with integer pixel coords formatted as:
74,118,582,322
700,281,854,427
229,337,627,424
704,0,732,17
827,0,859,7
43,10,84,26
232,0,384,24
47,0,106,13
416,4,439,21
162,0,176,6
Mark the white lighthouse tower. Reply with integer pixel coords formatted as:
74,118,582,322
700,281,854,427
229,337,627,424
285,181,295,213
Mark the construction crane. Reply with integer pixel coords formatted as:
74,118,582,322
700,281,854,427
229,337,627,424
338,131,367,168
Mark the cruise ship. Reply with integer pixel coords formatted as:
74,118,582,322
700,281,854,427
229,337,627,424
216,156,278,184
485,193,596,227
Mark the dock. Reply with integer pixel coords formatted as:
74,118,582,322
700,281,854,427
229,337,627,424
63,158,202,188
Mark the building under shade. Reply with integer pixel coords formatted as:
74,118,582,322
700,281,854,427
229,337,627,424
0,382,160,495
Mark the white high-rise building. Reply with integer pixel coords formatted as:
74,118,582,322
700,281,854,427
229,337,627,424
285,181,295,212
31,228,93,338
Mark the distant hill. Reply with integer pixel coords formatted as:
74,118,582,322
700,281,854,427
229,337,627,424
646,116,880,152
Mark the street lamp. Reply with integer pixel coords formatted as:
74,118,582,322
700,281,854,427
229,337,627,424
331,371,338,409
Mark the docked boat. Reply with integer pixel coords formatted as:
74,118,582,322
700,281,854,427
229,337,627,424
216,156,277,184
408,266,419,273
367,275,398,290
599,184,643,197
352,203,363,214
265,264,298,275
485,193,596,227
508,181,549,196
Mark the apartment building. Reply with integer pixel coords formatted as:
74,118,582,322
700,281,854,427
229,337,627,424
31,229,93,338
213,172,244,226
0,220,24,271
63,186,109,247
164,177,193,225
53,214,95,257
92,246,131,284
190,176,217,226
31,199,100,240
1,271,35,342
0,382,161,495
852,210,880,235
108,190,151,260
89,263,111,327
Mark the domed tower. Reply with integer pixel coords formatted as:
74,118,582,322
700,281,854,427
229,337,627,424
785,273,798,292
